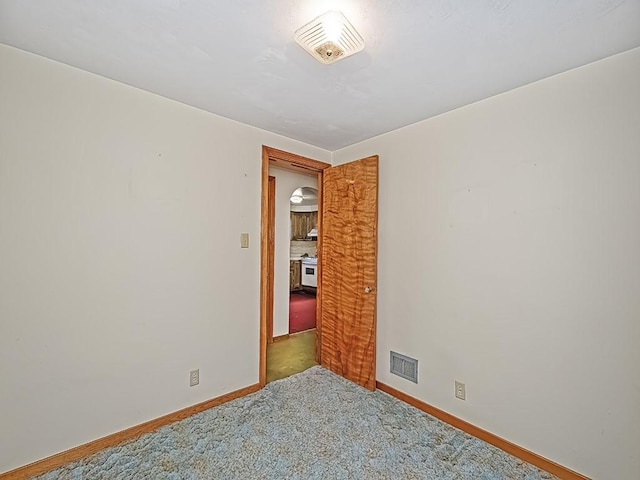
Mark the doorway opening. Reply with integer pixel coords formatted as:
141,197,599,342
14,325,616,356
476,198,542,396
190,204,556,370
260,147,331,386
289,186,318,335
261,147,379,391
266,180,319,383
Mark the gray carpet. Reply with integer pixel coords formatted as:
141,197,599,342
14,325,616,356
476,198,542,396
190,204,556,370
35,367,557,479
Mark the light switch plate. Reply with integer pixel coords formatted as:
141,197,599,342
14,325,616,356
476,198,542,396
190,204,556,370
240,233,249,248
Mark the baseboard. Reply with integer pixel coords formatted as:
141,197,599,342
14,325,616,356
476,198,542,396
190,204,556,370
1,383,261,479
272,333,290,342
290,328,316,336
376,382,590,480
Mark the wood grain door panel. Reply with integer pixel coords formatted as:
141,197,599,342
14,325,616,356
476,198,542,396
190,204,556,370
320,156,378,390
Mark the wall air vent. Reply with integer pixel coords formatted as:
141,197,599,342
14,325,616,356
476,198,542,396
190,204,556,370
390,351,418,383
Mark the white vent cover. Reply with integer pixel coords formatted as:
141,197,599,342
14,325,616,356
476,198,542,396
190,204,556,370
294,11,365,65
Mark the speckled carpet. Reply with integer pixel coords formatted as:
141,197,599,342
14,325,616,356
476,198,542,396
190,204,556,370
34,367,557,479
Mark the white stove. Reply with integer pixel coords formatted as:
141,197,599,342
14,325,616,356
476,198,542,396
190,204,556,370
301,257,317,287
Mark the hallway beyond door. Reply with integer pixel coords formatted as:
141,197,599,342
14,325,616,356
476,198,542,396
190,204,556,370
266,330,317,383
289,291,316,334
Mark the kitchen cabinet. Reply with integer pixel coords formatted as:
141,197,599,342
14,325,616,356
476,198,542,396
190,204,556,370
289,260,302,291
290,211,318,240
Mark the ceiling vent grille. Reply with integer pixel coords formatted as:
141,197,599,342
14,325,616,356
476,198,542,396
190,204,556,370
294,11,364,64
390,351,418,383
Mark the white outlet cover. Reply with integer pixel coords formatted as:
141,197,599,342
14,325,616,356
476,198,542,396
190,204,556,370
190,369,200,387
455,381,466,400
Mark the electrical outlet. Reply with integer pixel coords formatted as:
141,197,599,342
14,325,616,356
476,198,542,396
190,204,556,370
455,381,466,400
240,233,249,248
190,369,199,387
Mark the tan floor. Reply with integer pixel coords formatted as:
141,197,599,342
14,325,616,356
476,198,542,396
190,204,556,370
266,329,318,383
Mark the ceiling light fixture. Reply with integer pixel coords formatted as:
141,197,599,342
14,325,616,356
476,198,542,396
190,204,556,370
294,11,365,65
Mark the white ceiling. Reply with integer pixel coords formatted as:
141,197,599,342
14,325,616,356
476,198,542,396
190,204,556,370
1,1,639,150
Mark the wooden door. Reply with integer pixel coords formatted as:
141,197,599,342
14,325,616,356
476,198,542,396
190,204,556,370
320,156,378,390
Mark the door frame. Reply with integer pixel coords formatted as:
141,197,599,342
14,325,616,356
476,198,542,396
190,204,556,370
259,146,331,387
265,175,276,344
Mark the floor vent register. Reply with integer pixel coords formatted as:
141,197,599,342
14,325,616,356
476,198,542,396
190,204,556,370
390,351,418,383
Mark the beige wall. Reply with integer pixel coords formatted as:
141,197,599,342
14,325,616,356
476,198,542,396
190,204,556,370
2,39,639,479
0,44,329,472
332,47,640,479
268,167,318,337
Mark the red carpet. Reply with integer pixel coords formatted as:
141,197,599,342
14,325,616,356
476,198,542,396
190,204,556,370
289,292,316,334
